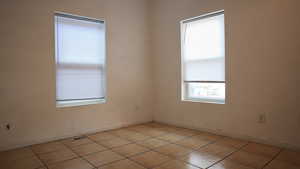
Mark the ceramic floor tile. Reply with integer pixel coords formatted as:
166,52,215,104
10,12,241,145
112,143,149,157
0,147,35,164
1,123,295,169
154,144,192,157
215,137,248,149
128,125,153,133
139,129,167,137
4,155,44,169
226,151,272,169
157,133,187,143
83,150,125,167
130,151,171,168
180,150,222,168
194,133,223,142
71,142,107,156
117,132,150,142
197,143,236,159
173,128,201,137
97,138,132,148
264,159,300,169
31,142,67,154
60,137,93,148
241,142,281,158
153,160,199,169
38,149,78,166
161,127,185,134
87,132,118,142
109,129,135,137
100,159,146,169
209,160,254,169
144,122,169,129
275,149,300,166
48,158,94,169
137,138,170,149
175,137,212,150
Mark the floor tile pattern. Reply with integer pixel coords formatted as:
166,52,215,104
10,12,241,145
0,122,299,169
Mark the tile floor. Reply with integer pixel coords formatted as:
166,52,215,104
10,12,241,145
1,122,299,169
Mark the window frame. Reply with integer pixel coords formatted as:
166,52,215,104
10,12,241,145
180,10,226,104
54,12,107,108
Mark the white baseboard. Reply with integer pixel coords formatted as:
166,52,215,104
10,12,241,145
154,119,300,151
0,119,152,151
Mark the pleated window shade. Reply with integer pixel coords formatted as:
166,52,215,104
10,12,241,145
182,12,225,82
55,14,105,104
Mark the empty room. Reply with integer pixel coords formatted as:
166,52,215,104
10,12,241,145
0,0,299,169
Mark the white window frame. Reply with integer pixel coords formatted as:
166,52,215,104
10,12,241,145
180,10,226,104
54,12,107,108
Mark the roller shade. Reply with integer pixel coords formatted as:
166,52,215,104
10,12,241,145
182,13,225,81
55,14,105,101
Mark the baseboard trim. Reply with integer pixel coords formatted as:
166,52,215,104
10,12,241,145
0,119,152,151
154,120,300,151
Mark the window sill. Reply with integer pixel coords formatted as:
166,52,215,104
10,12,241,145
182,98,225,104
56,99,106,108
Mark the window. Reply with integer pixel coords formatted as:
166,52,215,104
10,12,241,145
55,13,106,107
181,11,225,104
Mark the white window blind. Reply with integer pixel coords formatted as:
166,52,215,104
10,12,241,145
181,11,225,103
55,13,106,106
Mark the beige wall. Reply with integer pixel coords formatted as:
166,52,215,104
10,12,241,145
151,0,300,149
0,0,153,150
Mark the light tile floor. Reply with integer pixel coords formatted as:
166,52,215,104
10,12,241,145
1,122,299,169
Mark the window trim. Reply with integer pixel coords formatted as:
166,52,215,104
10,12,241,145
54,12,107,108
56,98,106,108
180,10,225,104
181,10,225,24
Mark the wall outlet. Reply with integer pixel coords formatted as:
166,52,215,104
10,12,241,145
258,113,267,124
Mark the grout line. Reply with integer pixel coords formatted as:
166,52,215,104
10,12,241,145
109,147,153,168
30,141,71,155
160,133,224,153
88,126,178,168
125,138,208,168
76,130,155,168
60,137,95,149
46,156,80,168
80,124,223,169
127,152,172,169
81,124,224,169
177,141,250,169
0,123,196,169
29,147,50,169
206,142,250,169
32,144,84,168
64,142,99,168
0,147,48,169
261,148,283,169
34,137,112,168
2,122,288,169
